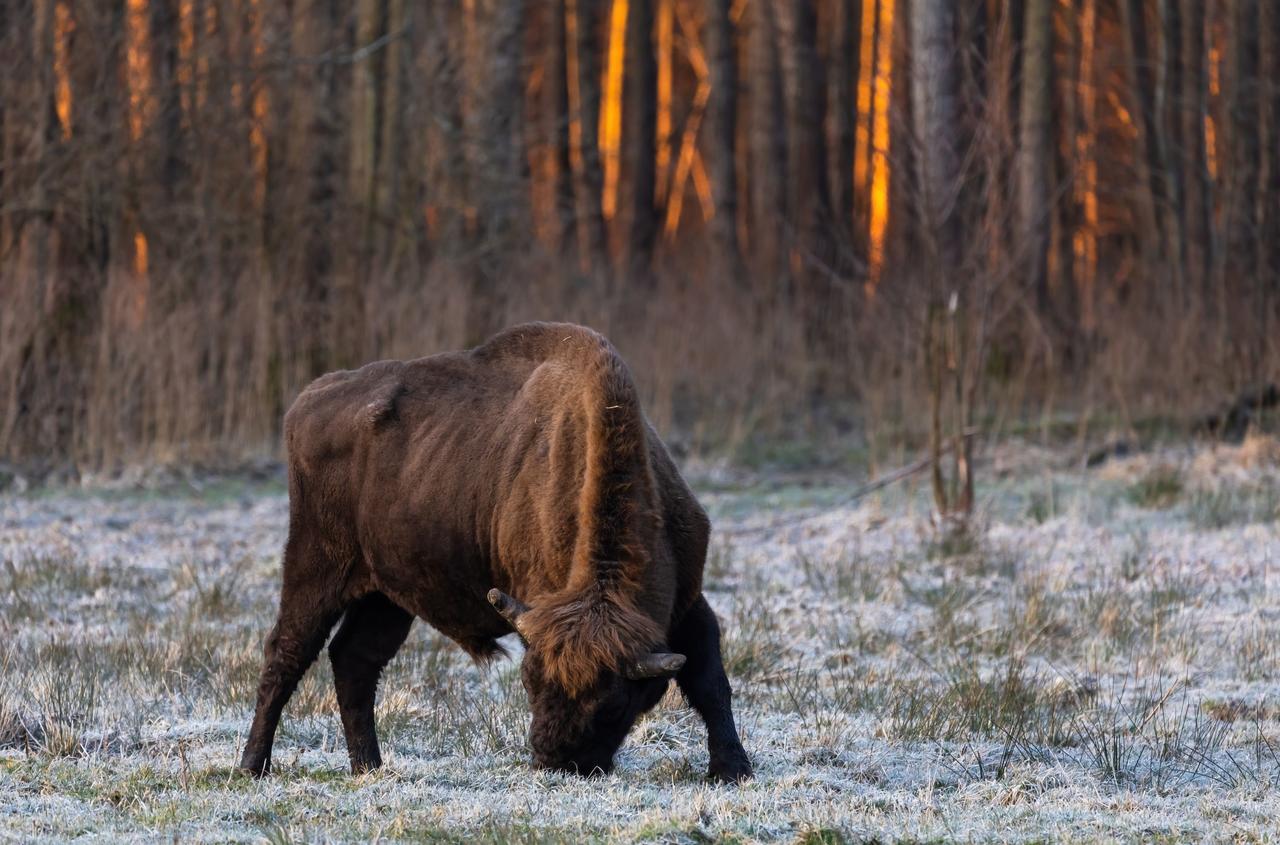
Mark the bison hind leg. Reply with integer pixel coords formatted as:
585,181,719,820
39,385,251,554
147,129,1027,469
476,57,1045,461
240,591,343,777
329,592,415,774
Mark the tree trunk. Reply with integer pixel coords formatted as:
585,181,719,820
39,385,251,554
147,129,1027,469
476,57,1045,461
464,0,530,342
911,0,972,518
705,0,741,280
1228,0,1259,376
1017,0,1053,323
375,0,409,272
478,0,530,243
1119,0,1166,257
780,0,830,268
1158,0,1186,297
1260,0,1280,314
829,0,862,258
349,0,383,279
422,2,468,251
747,0,786,280
910,0,961,275
1226,0,1259,356
0,0,10,260
624,0,657,275
1180,0,1211,293
547,0,577,257
288,0,343,371
567,0,608,271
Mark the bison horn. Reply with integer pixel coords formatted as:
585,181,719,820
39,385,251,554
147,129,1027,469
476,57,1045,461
487,588,531,636
623,652,687,680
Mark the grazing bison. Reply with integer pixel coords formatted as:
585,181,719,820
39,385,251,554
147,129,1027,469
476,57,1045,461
240,322,752,781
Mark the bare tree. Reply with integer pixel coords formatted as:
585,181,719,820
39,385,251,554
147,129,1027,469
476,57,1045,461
911,0,974,520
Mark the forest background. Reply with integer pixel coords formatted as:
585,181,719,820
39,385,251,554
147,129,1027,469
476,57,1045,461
2,0,1276,476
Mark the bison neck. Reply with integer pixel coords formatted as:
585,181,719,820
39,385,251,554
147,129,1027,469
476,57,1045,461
486,394,672,628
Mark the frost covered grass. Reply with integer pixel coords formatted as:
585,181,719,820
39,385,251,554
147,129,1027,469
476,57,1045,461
3,438,1280,842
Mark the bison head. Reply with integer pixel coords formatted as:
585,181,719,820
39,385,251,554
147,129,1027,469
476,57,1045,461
488,588,684,775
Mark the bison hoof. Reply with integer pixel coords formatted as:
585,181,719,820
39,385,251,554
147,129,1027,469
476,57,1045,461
239,755,272,779
707,751,752,784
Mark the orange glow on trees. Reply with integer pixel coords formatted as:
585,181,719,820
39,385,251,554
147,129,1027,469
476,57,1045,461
867,0,893,286
656,0,673,205
53,1,71,138
601,0,629,221
126,0,151,141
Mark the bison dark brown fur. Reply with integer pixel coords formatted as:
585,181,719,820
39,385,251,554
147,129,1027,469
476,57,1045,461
239,323,751,781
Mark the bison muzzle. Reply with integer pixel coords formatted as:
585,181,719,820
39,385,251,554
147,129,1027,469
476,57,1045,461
239,323,751,782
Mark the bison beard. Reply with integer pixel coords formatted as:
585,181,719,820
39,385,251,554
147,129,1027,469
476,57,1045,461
238,323,751,781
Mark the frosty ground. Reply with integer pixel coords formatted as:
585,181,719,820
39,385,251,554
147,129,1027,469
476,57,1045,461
3,437,1280,843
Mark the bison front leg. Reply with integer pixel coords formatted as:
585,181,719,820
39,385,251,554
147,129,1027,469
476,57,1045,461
328,592,414,773
671,594,752,782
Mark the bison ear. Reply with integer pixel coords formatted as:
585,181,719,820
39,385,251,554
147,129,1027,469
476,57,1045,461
622,652,686,680
488,588,531,637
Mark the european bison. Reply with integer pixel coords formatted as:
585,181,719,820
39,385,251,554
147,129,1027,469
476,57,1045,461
240,323,751,781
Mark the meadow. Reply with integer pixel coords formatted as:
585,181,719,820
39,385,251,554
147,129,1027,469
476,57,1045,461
2,436,1280,843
